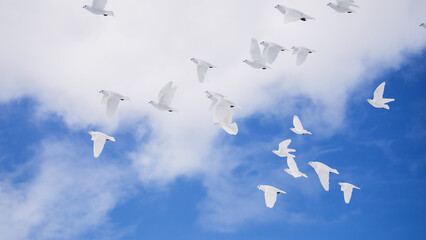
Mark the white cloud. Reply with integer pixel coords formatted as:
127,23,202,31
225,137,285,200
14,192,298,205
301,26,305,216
0,139,134,240
0,0,425,232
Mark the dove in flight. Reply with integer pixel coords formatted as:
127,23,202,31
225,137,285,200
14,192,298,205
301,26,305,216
327,0,359,13
272,139,296,158
284,156,308,178
212,98,239,135
99,90,129,118
339,182,360,204
274,5,315,24
290,115,312,135
260,41,289,64
149,81,179,112
291,46,315,65
83,0,114,16
88,131,115,158
243,38,270,70
308,161,339,191
191,58,216,83
367,82,395,110
257,185,286,208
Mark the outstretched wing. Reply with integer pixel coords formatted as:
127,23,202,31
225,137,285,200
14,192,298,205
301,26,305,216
343,187,354,204
278,139,291,151
293,115,304,130
93,135,107,158
315,167,330,191
264,189,278,208
264,45,281,64
197,64,208,83
373,82,386,100
93,0,108,10
106,95,120,118
296,49,309,65
158,81,177,106
250,38,262,61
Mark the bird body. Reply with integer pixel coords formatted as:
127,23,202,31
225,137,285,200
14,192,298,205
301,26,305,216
212,98,238,135
292,46,315,65
83,0,114,16
88,131,115,158
367,82,394,110
327,0,359,13
99,90,129,118
308,161,339,191
260,41,289,64
257,185,286,208
339,182,360,204
290,115,312,135
191,58,216,83
272,139,296,158
149,81,178,112
274,5,315,24
284,156,308,178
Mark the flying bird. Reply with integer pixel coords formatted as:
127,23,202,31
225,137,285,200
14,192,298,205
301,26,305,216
290,115,312,135
149,81,178,112
367,82,395,110
99,90,129,118
212,98,238,135
308,161,339,191
257,185,286,208
88,131,115,158
339,182,360,204
274,5,315,24
190,58,216,83
243,38,270,70
83,0,114,16
260,41,289,64
291,46,315,65
327,0,359,13
284,156,308,178
272,139,296,158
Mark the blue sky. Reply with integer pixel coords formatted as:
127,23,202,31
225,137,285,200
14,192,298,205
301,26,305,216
1,50,425,239
1,0,426,239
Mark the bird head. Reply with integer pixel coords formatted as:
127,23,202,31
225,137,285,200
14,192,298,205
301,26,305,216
274,5,280,9
421,23,425,27
83,5,87,8
256,185,262,190
327,3,332,6
190,58,196,62
99,90,104,94
243,60,248,63
308,161,313,166
148,101,153,104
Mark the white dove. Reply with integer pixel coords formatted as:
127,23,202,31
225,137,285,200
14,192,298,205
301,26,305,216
272,139,296,158
284,156,308,178
260,41,289,64
212,98,238,135
367,82,395,110
339,182,360,204
274,5,315,24
421,23,426,29
99,90,129,118
83,0,114,16
190,58,216,83
308,161,339,191
290,115,312,135
88,131,115,158
327,0,359,13
149,81,178,112
257,185,286,208
243,38,270,70
292,46,315,65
